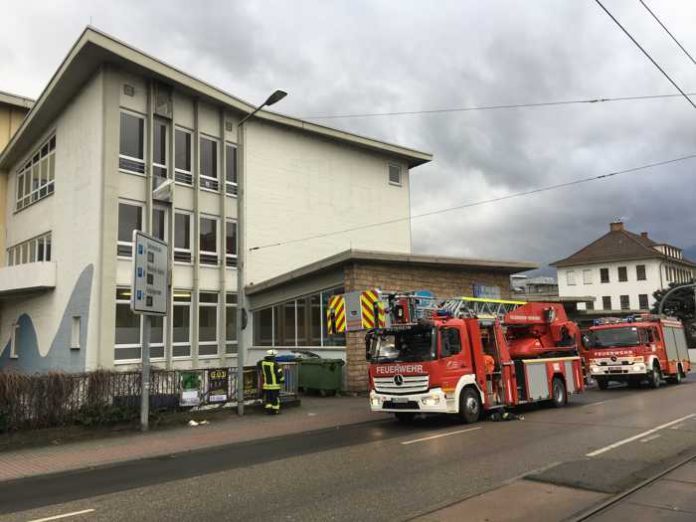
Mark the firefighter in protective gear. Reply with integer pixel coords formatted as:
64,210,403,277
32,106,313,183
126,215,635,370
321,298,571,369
257,349,285,414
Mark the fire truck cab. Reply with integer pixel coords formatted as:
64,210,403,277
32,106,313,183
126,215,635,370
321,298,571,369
584,314,691,389
366,303,584,423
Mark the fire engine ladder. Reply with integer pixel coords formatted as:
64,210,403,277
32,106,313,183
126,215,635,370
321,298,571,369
441,297,526,319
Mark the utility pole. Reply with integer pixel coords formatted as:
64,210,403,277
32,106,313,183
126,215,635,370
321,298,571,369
235,90,288,416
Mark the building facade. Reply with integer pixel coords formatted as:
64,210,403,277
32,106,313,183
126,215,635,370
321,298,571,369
552,222,695,313
0,28,431,373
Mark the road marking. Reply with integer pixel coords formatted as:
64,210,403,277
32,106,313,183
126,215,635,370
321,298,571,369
401,427,481,445
640,434,661,443
29,509,95,522
586,413,696,457
581,400,609,408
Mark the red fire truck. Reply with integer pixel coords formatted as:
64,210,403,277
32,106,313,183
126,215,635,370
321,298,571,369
583,314,691,389
364,296,585,423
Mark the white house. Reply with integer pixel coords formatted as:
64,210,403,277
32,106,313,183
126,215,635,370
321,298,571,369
552,221,695,313
0,27,432,374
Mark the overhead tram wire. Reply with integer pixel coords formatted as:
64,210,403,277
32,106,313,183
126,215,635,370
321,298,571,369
249,152,696,252
638,0,696,66
299,92,696,120
594,0,696,111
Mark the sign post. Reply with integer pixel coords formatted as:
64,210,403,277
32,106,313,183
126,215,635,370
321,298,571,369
131,230,169,432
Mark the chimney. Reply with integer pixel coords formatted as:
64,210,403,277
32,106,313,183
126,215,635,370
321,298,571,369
610,221,624,232
641,232,649,239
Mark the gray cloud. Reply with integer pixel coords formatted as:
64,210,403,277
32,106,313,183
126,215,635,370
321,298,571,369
2,0,696,270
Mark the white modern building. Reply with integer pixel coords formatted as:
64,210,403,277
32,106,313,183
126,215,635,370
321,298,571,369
552,221,695,313
0,27,433,373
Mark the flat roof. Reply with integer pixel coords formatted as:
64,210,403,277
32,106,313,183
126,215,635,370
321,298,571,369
246,249,538,295
0,27,432,170
0,90,34,111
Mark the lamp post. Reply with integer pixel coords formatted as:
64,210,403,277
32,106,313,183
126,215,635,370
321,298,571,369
236,89,287,416
657,282,696,315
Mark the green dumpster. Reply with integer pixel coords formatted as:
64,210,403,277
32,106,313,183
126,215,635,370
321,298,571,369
298,358,345,396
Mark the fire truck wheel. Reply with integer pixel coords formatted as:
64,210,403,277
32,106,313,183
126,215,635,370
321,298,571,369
551,377,567,408
596,378,609,390
394,412,416,424
459,388,481,424
670,365,683,385
649,363,662,389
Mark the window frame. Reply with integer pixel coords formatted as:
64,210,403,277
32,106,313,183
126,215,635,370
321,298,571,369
15,134,56,212
225,219,237,268
638,294,649,310
636,264,647,281
582,269,592,285
117,200,144,259
225,143,238,196
174,127,193,186
199,215,219,265
6,232,52,266
172,290,193,359
198,291,219,358
618,266,628,282
225,293,238,355
118,110,146,176
199,135,220,192
600,268,610,284
620,295,630,310
602,296,612,310
114,288,142,363
174,210,193,264
152,118,169,186
566,270,576,286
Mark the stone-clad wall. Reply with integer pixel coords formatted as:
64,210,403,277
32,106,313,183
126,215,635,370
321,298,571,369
342,261,513,392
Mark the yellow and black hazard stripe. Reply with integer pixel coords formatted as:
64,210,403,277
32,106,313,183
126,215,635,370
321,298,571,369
326,295,346,335
361,289,386,329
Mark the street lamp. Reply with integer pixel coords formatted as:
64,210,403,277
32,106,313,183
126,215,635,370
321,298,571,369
236,89,288,416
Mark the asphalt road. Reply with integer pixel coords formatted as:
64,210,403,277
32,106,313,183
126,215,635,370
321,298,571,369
3,377,696,522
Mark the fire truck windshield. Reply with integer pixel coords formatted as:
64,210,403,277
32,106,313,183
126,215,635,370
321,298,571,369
370,326,436,362
587,327,640,348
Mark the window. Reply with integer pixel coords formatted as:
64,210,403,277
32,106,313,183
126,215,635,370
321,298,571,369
602,296,612,310
174,211,192,263
15,134,55,211
114,288,164,361
173,291,192,358
636,265,646,281
199,216,218,265
600,268,610,283
153,119,168,187
639,294,649,310
71,317,81,349
618,266,628,282
226,219,237,268
7,232,52,266
115,288,141,361
586,301,595,311
440,328,462,358
583,269,592,285
620,295,630,310
199,292,218,357
225,144,237,196
152,208,166,241
199,136,219,191
174,128,193,185
226,293,238,354
253,287,340,347
566,270,576,286
388,164,402,186
117,202,143,257
119,111,145,174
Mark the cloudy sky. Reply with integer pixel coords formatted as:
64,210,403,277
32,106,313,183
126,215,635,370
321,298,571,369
2,0,696,269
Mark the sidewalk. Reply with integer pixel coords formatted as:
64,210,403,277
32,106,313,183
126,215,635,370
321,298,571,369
0,395,384,483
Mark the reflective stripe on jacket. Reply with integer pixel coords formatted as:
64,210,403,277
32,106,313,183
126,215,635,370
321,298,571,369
260,360,284,390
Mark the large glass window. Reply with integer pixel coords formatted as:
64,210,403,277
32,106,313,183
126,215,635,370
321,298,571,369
174,211,192,263
199,292,218,357
152,208,166,241
226,293,237,354
225,144,237,196
199,136,219,191
119,112,145,174
199,216,218,265
15,135,56,211
226,220,237,268
252,287,343,347
117,202,143,257
7,232,52,266
174,128,193,185
173,290,192,358
115,288,141,361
